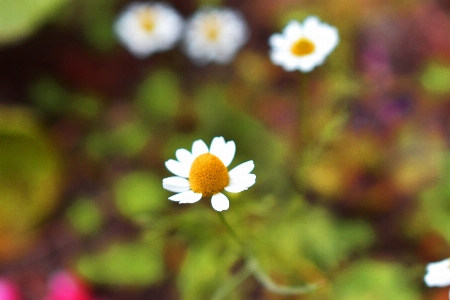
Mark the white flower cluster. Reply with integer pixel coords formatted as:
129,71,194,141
114,2,249,64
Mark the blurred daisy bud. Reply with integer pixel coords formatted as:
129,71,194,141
183,7,249,65
424,258,450,288
0,279,21,300
114,2,184,58
269,16,339,72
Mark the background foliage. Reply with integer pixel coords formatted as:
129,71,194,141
0,0,450,299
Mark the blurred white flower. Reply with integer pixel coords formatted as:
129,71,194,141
183,7,249,64
269,16,339,72
424,258,450,288
162,137,256,211
114,2,184,58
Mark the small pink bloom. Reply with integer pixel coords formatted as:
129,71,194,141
44,272,93,300
0,279,21,300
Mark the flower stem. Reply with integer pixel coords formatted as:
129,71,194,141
217,211,245,248
217,212,322,296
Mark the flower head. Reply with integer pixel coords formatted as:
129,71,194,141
114,2,184,58
183,7,249,65
269,16,339,72
424,258,450,288
163,137,255,211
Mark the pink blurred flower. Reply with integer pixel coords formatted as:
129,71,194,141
0,279,21,300
44,272,93,300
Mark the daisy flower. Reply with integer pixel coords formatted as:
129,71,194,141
162,137,256,211
183,7,249,64
269,16,339,72
114,2,184,58
424,258,450,288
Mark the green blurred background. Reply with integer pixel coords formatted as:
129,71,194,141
0,0,450,299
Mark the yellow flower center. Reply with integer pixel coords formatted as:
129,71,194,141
291,38,315,56
189,153,229,197
138,8,156,32
203,16,220,41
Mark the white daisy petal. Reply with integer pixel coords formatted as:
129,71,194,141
211,193,230,211
210,136,226,157
225,174,256,193
192,139,209,157
165,159,190,178
169,191,203,203
229,160,254,177
222,141,236,167
176,148,194,166
163,176,191,193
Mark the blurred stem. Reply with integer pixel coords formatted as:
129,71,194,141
297,72,310,152
217,212,321,295
217,211,246,249
210,264,252,300
247,257,323,295
292,72,310,192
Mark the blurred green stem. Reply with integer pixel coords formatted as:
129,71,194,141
217,212,322,296
297,72,310,152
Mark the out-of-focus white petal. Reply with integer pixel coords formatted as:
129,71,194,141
225,174,256,193
211,193,230,211
424,259,450,287
163,176,191,193
183,8,249,65
284,21,303,39
165,159,190,178
114,2,184,58
269,35,289,49
192,139,209,157
229,160,254,177
169,191,202,203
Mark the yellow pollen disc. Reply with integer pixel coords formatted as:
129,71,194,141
189,153,229,197
291,38,315,56
203,17,220,41
138,8,156,32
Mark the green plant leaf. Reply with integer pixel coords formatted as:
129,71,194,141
0,0,69,44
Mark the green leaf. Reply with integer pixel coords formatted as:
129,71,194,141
136,69,181,120
77,240,164,285
0,107,61,233
28,76,69,114
85,120,150,159
114,171,167,219
66,197,103,235
421,62,450,95
334,260,420,300
0,0,69,44
178,243,240,300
